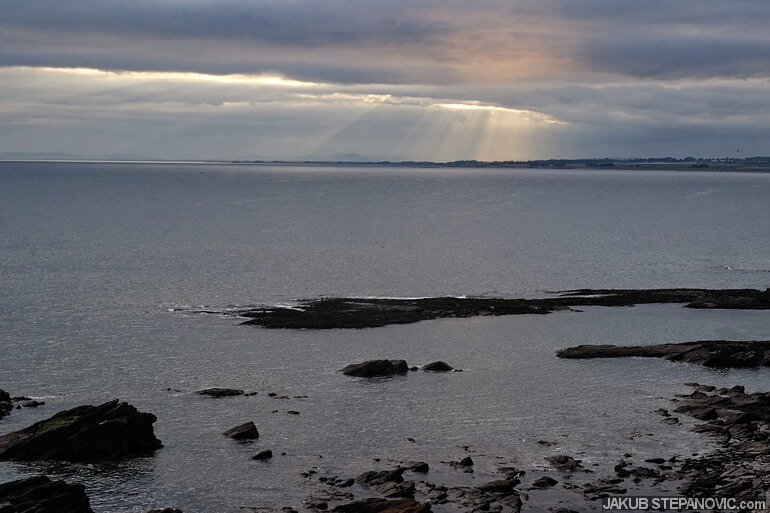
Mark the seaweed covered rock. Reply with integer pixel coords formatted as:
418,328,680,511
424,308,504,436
0,400,162,462
0,475,93,513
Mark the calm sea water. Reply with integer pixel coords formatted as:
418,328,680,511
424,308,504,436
0,162,768,512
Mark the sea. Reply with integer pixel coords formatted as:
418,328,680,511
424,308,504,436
0,161,768,512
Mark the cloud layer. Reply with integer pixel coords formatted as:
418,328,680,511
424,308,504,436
2,1,769,160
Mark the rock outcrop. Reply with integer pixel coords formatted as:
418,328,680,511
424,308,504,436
236,289,770,329
670,384,770,502
196,388,244,397
0,400,162,462
422,361,453,372
0,390,11,419
557,340,770,368
0,475,93,513
332,498,431,513
341,360,409,377
223,421,259,440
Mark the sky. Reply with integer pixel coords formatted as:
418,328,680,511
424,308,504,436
1,0,769,162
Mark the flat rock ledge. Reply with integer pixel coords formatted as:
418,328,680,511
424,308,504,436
0,399,162,462
237,288,769,329
0,475,93,513
557,340,770,368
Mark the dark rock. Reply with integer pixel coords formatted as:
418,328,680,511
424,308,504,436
377,480,415,499
409,461,429,473
531,476,558,488
457,456,474,467
557,340,770,368
147,510,183,513
21,401,45,408
252,450,273,460
477,479,516,493
0,390,11,419
422,361,453,372
341,360,409,377
0,400,162,462
0,475,93,513
547,455,582,472
237,289,769,330
223,422,259,440
582,479,627,498
390,360,409,373
332,498,431,513
355,468,404,485
196,388,244,397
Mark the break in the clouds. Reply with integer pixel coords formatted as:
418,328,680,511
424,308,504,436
1,1,769,160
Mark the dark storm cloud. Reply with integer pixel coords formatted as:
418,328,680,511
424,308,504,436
1,0,439,47
2,0,770,83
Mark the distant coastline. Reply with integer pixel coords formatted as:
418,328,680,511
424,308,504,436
2,154,770,172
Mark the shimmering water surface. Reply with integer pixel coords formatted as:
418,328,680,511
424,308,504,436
0,162,768,512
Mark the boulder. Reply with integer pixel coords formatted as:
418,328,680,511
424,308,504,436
223,422,259,440
252,450,273,460
0,475,93,513
196,388,244,397
0,390,11,419
547,455,583,472
340,360,409,377
531,476,558,488
0,400,162,462
408,461,429,473
422,361,453,372
332,498,430,513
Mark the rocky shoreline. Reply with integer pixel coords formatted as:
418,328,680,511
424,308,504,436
235,288,770,329
3,367,769,512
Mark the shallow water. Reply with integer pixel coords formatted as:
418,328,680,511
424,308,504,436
0,162,768,511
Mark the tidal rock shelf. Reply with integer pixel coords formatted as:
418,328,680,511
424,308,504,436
557,340,770,368
236,288,769,329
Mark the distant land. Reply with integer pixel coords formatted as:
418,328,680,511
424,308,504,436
1,152,769,172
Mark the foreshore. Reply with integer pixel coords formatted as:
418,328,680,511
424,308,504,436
2,347,769,511
2,288,769,512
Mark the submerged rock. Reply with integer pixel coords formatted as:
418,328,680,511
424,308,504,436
0,400,162,462
223,422,259,440
340,360,409,377
0,475,93,513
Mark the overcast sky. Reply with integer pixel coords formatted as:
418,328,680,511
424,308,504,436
2,1,769,161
